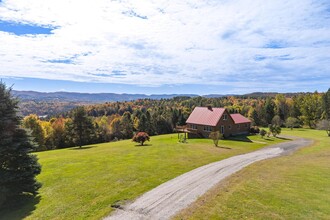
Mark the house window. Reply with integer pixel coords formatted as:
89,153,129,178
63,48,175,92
245,123,248,127
223,114,228,120
237,124,240,129
228,125,231,129
190,124,197,129
204,126,212,132
221,125,224,134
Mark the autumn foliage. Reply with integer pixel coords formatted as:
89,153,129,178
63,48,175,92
132,132,150,146
16,88,330,151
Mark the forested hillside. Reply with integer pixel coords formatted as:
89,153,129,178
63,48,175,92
14,90,198,116
18,100,88,116
15,91,303,116
20,89,330,151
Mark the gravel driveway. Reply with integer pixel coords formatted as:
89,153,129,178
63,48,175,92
105,137,312,220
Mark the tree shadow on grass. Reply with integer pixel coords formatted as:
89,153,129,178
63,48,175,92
0,194,41,220
217,146,232,149
134,144,153,147
276,137,292,140
69,145,97,150
227,135,253,143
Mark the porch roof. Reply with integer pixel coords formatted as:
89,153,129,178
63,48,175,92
230,113,251,124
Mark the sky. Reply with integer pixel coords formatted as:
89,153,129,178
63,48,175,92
0,0,329,95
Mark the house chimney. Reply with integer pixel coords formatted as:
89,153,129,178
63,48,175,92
207,105,213,111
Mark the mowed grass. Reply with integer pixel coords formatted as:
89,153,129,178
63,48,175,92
174,129,330,220
0,134,285,220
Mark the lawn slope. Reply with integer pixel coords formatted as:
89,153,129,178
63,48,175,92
0,134,284,220
174,129,330,220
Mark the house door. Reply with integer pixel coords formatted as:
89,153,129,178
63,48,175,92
221,125,224,134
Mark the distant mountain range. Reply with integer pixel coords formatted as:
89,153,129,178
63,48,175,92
12,90,305,103
13,90,310,117
12,90,200,102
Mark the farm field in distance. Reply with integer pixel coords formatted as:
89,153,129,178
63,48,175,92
0,134,285,220
174,128,330,220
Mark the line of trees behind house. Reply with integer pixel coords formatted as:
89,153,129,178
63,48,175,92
21,89,330,151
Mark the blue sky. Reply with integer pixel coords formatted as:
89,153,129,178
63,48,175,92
0,0,329,95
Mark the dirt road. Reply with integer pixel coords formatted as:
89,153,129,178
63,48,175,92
105,138,312,220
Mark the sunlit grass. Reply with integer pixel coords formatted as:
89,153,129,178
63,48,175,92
0,133,285,220
174,129,330,220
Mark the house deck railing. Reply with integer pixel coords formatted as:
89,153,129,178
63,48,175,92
186,128,198,133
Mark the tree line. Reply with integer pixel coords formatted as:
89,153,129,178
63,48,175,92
20,89,330,151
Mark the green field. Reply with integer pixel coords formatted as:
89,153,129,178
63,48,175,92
0,134,284,220
174,129,330,220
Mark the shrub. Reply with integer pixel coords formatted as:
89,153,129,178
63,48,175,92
260,129,267,138
285,117,300,130
250,126,260,134
209,131,223,147
132,132,150,146
269,124,281,137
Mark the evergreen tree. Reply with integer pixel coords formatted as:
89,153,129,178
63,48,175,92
120,112,133,139
264,98,275,125
0,82,41,207
72,107,94,148
154,115,173,134
145,111,155,135
137,114,148,132
177,111,186,126
171,108,179,127
248,107,260,126
64,118,75,147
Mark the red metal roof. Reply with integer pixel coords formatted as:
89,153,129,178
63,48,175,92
186,107,226,126
230,114,251,124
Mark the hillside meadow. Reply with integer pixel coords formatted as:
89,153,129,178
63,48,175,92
0,134,284,220
174,129,330,220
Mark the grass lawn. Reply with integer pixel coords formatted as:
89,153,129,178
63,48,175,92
0,133,284,220
174,129,330,220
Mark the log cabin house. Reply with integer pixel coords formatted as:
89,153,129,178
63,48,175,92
185,106,251,138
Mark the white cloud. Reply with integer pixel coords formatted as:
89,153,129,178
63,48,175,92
0,0,329,90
